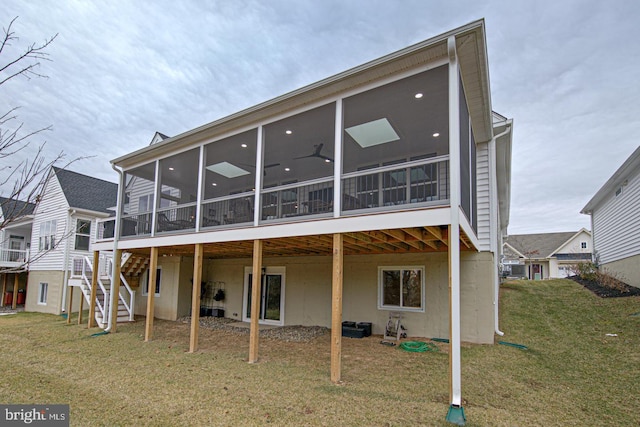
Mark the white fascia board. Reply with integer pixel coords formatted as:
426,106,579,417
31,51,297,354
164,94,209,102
581,145,640,214
115,208,452,251
503,241,525,259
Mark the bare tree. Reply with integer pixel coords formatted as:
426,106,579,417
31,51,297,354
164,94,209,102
0,17,78,273
0,17,63,227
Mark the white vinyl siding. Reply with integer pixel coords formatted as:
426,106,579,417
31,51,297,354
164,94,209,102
592,168,640,264
29,174,69,271
475,142,491,250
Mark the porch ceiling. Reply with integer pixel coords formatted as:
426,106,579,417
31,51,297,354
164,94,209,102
124,226,474,259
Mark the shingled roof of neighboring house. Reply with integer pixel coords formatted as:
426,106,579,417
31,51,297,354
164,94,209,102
53,167,118,214
0,197,35,220
504,232,579,259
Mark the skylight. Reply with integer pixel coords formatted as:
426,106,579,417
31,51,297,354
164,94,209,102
345,118,400,148
206,162,250,178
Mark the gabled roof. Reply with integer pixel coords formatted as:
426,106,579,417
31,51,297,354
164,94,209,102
0,197,35,220
504,230,588,259
53,167,118,214
581,145,640,214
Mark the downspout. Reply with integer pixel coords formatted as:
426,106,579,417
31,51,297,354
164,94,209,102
61,209,76,314
490,124,511,337
104,163,124,333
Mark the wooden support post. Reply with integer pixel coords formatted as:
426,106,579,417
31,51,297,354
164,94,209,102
65,280,73,323
1,274,7,307
248,239,263,363
110,249,123,333
330,233,344,383
12,273,19,310
77,291,84,324
88,251,99,329
189,244,203,353
145,247,159,342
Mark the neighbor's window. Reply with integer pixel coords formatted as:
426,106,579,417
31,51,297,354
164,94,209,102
38,220,57,251
142,267,162,296
38,282,48,305
581,241,587,249
139,194,154,212
378,266,425,311
74,219,91,251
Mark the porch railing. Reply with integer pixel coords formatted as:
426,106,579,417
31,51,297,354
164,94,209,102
0,247,29,264
120,156,450,236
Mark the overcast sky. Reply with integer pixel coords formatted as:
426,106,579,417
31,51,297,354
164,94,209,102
2,1,639,234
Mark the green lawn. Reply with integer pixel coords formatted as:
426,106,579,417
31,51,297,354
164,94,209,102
0,279,638,426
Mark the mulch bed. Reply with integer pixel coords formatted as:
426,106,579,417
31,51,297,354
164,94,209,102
569,276,640,298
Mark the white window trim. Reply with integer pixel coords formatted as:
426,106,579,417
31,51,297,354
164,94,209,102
74,218,92,251
378,265,425,312
38,282,48,305
141,266,162,297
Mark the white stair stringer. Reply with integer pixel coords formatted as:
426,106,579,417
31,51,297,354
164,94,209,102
76,254,135,329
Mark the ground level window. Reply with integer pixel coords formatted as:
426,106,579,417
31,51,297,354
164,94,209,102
38,282,48,305
142,267,161,296
378,266,424,311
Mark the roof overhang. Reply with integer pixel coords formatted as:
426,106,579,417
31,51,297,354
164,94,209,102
112,19,493,169
581,146,640,214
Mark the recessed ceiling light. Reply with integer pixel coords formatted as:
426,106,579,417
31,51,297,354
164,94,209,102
211,183,217,186
432,132,440,137
325,159,331,163
168,167,174,171
285,130,292,135
415,93,423,99
241,143,247,148
284,167,290,172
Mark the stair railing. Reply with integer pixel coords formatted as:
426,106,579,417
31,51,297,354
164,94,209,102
79,255,109,326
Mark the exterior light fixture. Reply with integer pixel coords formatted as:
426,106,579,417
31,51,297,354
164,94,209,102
414,93,423,99
432,132,440,137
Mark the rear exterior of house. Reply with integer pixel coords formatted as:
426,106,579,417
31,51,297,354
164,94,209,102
0,197,34,309
91,20,512,421
582,146,640,288
24,167,118,314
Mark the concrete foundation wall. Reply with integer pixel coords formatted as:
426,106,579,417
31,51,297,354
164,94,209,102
133,250,497,344
602,254,640,288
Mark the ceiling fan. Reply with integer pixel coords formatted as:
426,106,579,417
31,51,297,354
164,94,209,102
294,143,333,163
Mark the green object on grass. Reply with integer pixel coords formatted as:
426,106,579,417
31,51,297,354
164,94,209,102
498,341,528,350
445,405,466,425
399,341,438,352
90,331,109,337
431,337,450,343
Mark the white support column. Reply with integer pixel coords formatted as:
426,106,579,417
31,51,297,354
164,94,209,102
253,126,264,226
446,35,465,425
333,99,343,217
151,160,161,237
195,145,205,232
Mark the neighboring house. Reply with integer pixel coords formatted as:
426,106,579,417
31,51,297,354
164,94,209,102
0,197,35,309
581,146,640,288
90,20,513,421
24,167,118,315
503,229,592,279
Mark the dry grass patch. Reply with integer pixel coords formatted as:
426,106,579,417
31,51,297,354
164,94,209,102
1,279,639,426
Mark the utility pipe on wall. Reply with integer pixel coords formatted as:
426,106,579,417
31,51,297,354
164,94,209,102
105,164,124,333
489,124,511,337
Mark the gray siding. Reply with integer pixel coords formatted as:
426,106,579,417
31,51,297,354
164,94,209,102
592,167,640,264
